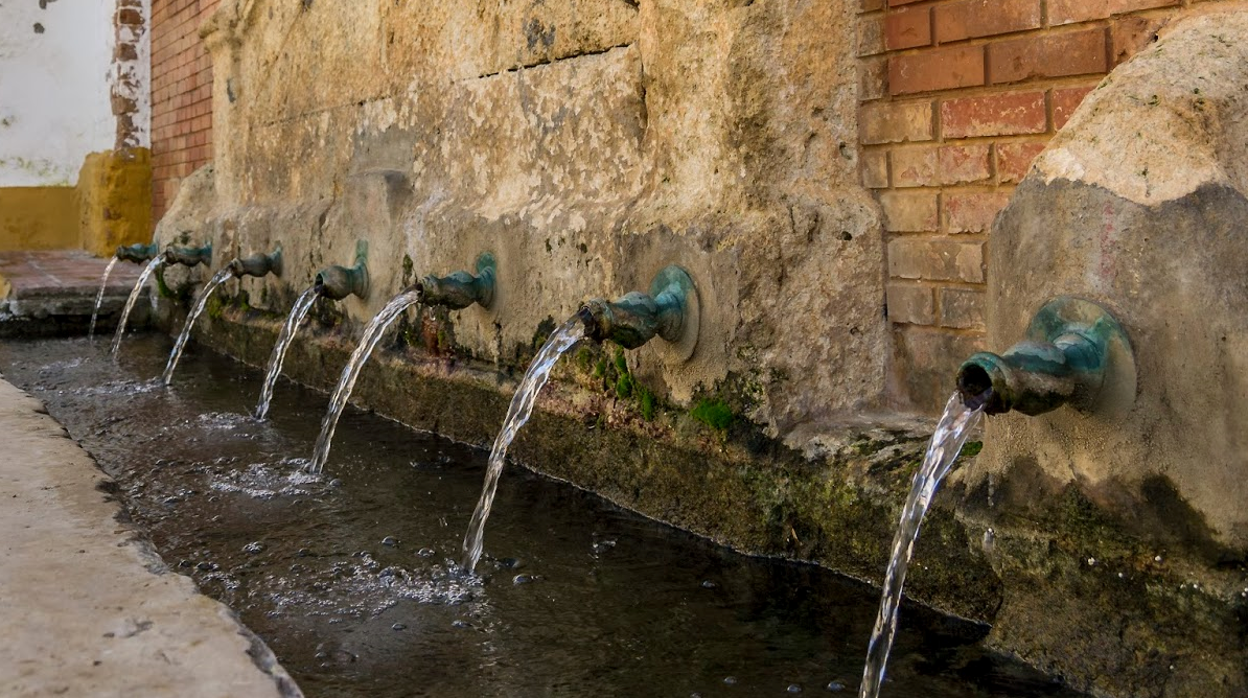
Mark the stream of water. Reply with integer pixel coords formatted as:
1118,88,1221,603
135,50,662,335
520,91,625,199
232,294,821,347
461,317,585,573
162,267,235,385
255,285,322,420
110,256,164,355
88,256,119,340
308,288,422,473
0,337,1080,698
859,391,988,698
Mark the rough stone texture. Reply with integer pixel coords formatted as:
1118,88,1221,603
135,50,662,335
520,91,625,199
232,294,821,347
174,0,890,449
0,376,299,698
952,11,1248,697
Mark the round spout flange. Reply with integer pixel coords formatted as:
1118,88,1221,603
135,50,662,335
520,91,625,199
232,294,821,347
957,296,1135,416
649,265,699,362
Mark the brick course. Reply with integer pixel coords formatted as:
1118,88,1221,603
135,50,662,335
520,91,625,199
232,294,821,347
150,0,221,225
857,0,1225,409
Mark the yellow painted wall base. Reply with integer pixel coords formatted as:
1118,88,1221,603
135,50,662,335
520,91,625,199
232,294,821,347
0,187,80,251
77,147,153,257
0,148,152,256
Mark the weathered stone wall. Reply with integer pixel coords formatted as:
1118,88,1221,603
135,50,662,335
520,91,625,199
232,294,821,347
148,3,1248,697
858,0,1243,412
170,0,891,446
950,9,1248,697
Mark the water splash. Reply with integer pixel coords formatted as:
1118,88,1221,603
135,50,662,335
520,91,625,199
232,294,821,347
858,391,987,698
255,284,322,420
111,256,165,355
307,288,423,474
461,316,585,572
161,268,235,385
88,256,120,340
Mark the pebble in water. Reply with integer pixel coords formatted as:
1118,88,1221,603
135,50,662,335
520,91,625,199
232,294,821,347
826,682,845,692
723,676,738,686
417,547,435,558
391,623,407,631
701,580,718,589
382,536,398,547
513,574,535,585
451,619,470,629
788,684,803,693
243,541,265,554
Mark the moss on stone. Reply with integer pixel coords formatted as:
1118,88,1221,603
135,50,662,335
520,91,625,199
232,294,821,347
690,398,734,431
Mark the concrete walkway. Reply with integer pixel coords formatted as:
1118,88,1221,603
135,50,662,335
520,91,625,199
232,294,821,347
0,376,301,698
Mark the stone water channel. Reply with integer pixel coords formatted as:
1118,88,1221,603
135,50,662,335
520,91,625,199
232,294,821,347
0,335,1086,698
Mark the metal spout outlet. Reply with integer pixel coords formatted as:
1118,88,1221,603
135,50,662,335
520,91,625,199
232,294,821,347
163,244,213,267
576,265,696,350
956,297,1134,416
115,242,160,263
314,241,370,300
228,247,283,278
415,253,496,310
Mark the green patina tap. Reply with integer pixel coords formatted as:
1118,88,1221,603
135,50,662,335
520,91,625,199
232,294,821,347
956,296,1134,416
115,242,160,264
228,245,283,278
577,265,697,349
315,241,370,301
416,253,496,310
163,243,213,267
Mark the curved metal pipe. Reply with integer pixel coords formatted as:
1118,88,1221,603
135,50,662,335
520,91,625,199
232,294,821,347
115,242,160,264
956,297,1133,416
576,265,696,349
228,246,283,278
314,240,370,301
163,244,213,267
415,253,496,310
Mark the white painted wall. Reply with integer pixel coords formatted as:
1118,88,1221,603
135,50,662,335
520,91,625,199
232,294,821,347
0,0,124,186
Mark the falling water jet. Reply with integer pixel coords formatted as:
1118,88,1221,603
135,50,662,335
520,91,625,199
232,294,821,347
307,253,496,474
858,297,1135,698
255,243,369,420
856,391,987,698
110,255,166,355
88,257,120,341
92,243,163,341
460,265,698,573
253,285,322,420
162,246,282,386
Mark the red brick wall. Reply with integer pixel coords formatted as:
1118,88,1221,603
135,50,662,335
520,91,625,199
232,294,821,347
857,0,1222,410
150,0,220,225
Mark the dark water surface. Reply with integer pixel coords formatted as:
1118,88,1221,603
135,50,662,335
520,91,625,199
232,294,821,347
0,336,1085,698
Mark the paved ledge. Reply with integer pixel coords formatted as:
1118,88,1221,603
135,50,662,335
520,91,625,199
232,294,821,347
0,376,300,698
0,250,148,337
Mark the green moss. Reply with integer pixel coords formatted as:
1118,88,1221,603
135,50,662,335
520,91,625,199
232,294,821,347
401,254,415,287
960,440,983,458
612,347,629,376
592,358,607,379
638,385,655,421
690,398,734,431
615,373,634,400
574,346,594,372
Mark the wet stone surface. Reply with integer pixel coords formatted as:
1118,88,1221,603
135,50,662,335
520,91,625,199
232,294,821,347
0,336,1086,698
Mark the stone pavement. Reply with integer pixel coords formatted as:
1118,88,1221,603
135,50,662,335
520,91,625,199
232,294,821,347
0,250,148,337
0,375,301,698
